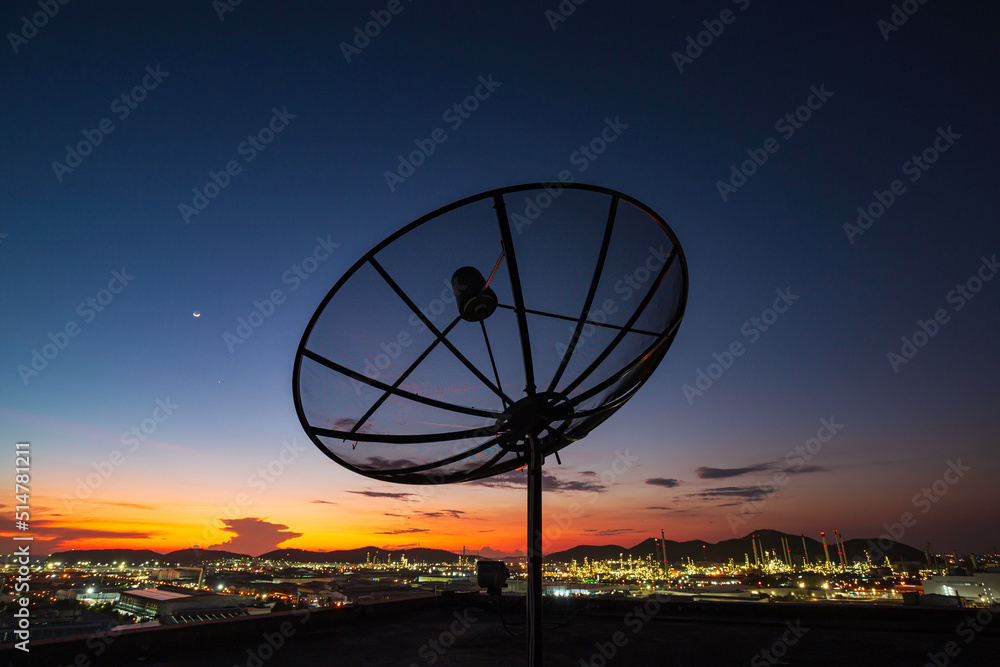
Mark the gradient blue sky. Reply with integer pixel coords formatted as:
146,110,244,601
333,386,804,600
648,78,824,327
2,1,998,557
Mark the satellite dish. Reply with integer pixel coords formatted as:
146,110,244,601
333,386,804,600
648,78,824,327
292,183,687,664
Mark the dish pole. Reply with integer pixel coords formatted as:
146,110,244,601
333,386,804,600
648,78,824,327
527,434,543,667
495,192,543,666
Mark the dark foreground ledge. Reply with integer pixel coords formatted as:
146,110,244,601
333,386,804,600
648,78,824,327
2,593,998,666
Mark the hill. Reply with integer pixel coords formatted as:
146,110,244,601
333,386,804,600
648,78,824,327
46,548,256,566
43,546,459,566
163,548,253,564
257,546,459,564
46,549,175,566
547,529,926,565
42,530,926,567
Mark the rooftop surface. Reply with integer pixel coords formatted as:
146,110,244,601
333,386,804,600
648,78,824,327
3,594,999,666
119,588,193,601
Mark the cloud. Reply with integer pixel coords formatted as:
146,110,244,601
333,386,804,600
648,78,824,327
665,508,700,516
585,528,635,536
645,478,682,488
694,462,830,481
642,506,703,516
686,486,773,500
479,546,523,558
206,517,303,556
381,509,466,523
694,463,774,479
332,417,373,433
418,510,466,519
360,456,422,470
676,486,778,510
547,476,606,492
375,528,429,535
347,490,415,499
312,499,337,505
30,520,164,551
792,465,827,474
91,501,156,510
466,470,606,493
464,470,529,490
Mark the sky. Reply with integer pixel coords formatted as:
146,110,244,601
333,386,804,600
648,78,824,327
2,1,998,558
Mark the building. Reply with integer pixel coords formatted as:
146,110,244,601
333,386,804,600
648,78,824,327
115,587,246,621
75,587,123,605
922,573,1000,605
0,607,114,643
